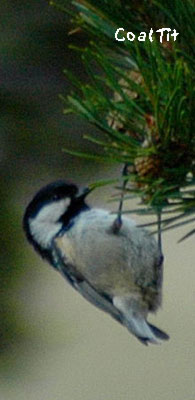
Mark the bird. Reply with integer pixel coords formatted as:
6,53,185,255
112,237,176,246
23,180,169,345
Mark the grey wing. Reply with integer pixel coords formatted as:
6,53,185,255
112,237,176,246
73,279,123,324
52,246,123,325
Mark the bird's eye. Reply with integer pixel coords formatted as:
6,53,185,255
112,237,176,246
52,194,59,201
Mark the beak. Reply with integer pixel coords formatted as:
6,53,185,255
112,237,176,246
76,186,93,200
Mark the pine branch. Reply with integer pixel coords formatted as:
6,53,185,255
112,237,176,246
52,0,195,240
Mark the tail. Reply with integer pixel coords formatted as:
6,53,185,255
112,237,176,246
113,296,169,345
125,317,169,345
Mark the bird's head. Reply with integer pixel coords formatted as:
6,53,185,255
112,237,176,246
23,180,91,255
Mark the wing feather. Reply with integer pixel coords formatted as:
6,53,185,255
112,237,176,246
52,243,123,324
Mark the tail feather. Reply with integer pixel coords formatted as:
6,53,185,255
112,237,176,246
148,323,169,341
125,316,164,345
113,296,169,345
124,315,170,345
136,323,170,345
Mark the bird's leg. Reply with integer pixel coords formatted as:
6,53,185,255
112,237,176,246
157,209,164,267
112,163,129,234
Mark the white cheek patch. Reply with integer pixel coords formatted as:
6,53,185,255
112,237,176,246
29,198,71,249
34,198,70,223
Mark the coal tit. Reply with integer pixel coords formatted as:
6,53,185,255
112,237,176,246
23,180,169,345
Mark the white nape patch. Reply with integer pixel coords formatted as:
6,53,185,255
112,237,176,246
29,198,70,248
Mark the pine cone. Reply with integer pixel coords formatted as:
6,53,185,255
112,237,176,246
134,155,161,178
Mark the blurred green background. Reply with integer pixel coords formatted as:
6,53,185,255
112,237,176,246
0,2,195,400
